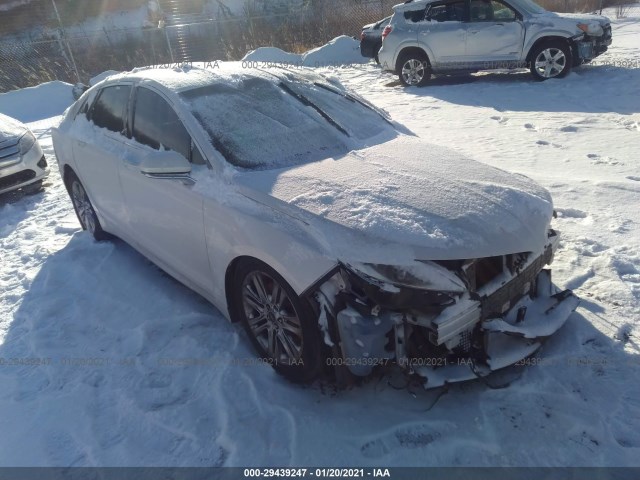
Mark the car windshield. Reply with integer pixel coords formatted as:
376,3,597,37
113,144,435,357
179,72,393,170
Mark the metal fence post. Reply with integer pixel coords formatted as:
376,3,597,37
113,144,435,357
50,0,81,83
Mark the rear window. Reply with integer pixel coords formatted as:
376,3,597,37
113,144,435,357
180,74,393,170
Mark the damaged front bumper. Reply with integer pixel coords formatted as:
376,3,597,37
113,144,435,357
316,232,580,388
573,24,612,61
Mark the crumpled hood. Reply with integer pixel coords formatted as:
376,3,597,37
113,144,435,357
534,11,610,26
237,136,554,262
0,113,27,145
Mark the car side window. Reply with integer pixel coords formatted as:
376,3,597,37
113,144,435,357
90,85,131,134
404,7,427,22
470,0,516,21
428,1,466,22
492,0,517,20
132,87,204,165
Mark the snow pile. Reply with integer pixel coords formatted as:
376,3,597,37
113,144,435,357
241,47,302,65
243,36,368,67
0,81,74,123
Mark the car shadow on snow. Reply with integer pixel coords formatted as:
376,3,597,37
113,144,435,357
405,65,640,114
1,231,640,465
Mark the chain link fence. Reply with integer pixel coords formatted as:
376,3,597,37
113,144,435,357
0,0,399,92
0,0,636,92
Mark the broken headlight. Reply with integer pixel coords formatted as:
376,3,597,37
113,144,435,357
347,261,466,293
577,22,603,36
341,262,464,313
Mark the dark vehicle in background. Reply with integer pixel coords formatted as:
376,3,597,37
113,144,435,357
360,16,391,64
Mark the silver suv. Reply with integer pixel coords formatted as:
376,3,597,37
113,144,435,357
378,0,612,85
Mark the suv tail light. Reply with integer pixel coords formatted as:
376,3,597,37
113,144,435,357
360,31,366,41
382,25,393,39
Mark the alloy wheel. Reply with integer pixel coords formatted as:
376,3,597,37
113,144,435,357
534,48,567,79
401,59,427,86
241,271,304,364
71,180,96,234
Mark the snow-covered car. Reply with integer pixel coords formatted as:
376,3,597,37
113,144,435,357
360,16,392,63
0,113,48,196
52,65,579,387
379,0,612,85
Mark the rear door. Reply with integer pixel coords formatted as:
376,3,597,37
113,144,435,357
71,83,132,234
117,85,212,292
419,0,467,67
464,0,524,64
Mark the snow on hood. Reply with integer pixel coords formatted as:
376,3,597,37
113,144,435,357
237,136,554,263
0,113,27,144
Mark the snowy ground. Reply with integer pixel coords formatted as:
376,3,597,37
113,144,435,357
1,15,639,468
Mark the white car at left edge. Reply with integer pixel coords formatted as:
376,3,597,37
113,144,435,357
0,113,48,196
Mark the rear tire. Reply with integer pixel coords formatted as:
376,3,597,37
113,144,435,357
398,51,431,87
67,172,110,241
529,41,572,81
232,259,323,383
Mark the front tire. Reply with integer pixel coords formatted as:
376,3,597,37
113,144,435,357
530,41,572,81
398,51,431,87
232,259,323,383
67,173,109,241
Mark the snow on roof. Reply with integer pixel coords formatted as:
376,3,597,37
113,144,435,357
102,62,326,93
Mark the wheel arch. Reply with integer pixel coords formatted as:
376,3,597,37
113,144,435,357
223,253,338,323
225,255,253,323
525,35,576,64
62,164,77,191
395,46,432,73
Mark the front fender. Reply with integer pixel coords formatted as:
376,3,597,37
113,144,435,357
202,195,338,320
523,28,576,60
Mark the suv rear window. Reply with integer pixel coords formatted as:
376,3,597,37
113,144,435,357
404,7,427,22
428,1,466,21
90,85,131,134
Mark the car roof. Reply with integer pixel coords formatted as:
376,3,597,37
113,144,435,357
98,61,344,94
100,63,259,94
393,0,439,11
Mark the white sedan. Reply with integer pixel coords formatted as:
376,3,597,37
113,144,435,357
0,113,48,196
52,64,579,387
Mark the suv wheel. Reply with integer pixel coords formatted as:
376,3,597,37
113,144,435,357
232,259,323,383
398,51,431,87
530,41,572,81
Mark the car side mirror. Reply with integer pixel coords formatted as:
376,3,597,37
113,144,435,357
139,150,191,176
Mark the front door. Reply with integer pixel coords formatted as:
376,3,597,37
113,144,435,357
465,0,524,65
117,86,212,293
